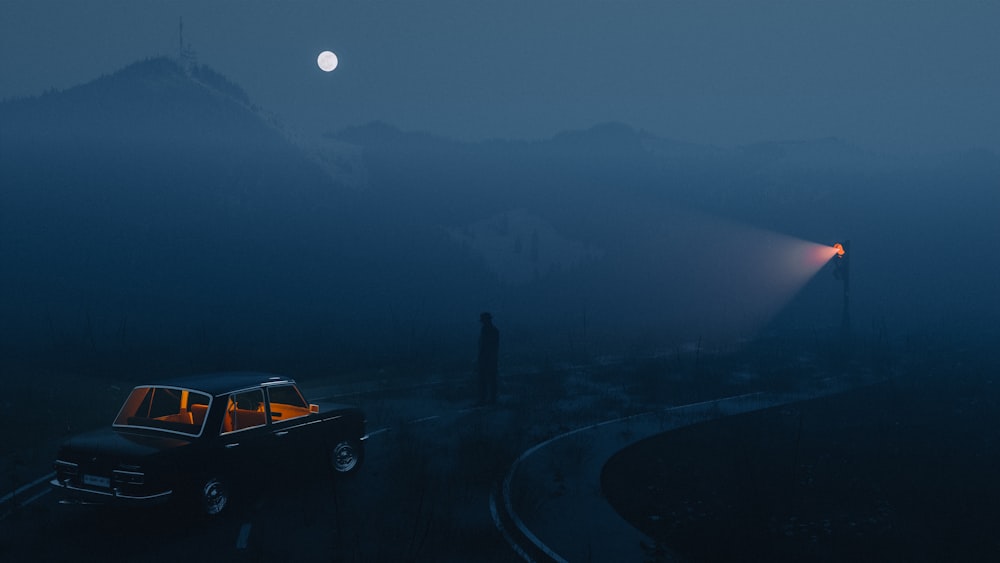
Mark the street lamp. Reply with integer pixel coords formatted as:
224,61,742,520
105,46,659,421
832,240,850,336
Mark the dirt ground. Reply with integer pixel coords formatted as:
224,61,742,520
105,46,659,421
602,367,1000,562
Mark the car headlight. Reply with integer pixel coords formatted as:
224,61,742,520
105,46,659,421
113,467,145,485
54,460,78,483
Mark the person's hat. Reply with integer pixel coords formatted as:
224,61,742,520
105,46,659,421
480,312,492,321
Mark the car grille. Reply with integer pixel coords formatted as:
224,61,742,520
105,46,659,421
55,458,144,490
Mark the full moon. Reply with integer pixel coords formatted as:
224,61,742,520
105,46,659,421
317,50,338,72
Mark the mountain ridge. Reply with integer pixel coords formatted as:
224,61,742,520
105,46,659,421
2,57,998,376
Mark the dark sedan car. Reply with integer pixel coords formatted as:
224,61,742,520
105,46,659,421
51,372,366,515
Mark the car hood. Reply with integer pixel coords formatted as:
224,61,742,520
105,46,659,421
60,427,192,459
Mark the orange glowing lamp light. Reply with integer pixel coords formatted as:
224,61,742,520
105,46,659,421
833,242,845,257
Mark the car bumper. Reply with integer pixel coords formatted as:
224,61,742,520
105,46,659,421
50,479,172,506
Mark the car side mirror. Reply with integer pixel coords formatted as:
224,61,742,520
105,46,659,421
310,404,319,413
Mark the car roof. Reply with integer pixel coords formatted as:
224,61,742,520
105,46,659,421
148,372,296,396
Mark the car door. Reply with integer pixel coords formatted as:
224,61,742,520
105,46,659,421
217,387,273,481
264,384,315,460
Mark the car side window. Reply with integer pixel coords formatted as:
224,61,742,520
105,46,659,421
267,385,310,423
221,389,267,433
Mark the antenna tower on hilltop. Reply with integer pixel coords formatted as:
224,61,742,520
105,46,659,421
178,17,198,67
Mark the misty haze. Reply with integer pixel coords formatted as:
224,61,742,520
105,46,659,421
2,2,999,562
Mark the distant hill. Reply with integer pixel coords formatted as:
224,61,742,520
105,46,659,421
1,57,998,377
328,119,1000,346
0,58,495,373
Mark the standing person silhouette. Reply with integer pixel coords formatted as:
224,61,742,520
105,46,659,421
477,312,500,405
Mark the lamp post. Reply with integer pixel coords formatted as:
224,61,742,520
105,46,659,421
833,240,850,337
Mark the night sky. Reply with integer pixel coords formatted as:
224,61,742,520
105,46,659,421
3,0,998,152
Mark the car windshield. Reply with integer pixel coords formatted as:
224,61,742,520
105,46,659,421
113,386,213,437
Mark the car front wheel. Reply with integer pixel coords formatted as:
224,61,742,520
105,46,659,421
331,440,364,475
201,477,229,516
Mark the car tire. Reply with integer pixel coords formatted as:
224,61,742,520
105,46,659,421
331,439,364,476
201,477,230,516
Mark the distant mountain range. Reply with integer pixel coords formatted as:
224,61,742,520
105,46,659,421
2,57,998,375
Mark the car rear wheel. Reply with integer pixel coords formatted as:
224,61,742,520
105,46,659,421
331,440,364,475
201,477,229,516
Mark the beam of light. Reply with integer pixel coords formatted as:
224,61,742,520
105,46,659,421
606,207,843,344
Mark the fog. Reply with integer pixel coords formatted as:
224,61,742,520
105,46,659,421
2,53,998,380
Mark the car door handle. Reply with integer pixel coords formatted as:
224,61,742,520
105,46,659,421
225,443,240,449
274,431,289,437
